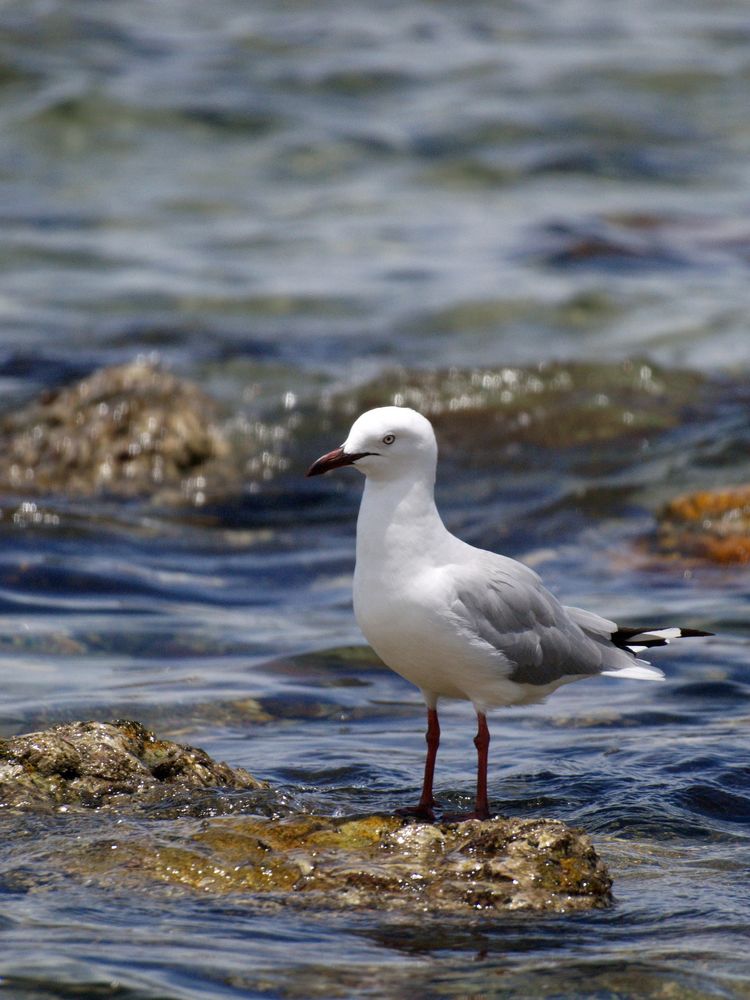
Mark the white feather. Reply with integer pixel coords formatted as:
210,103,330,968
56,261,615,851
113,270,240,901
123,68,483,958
630,627,681,641
602,662,665,681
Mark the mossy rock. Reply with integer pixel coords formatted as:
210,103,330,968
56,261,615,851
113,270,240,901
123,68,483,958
73,812,612,913
0,719,266,811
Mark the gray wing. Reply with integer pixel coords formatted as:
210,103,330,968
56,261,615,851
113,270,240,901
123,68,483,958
452,554,606,685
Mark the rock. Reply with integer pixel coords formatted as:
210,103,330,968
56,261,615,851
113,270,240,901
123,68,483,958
533,216,689,269
212,358,709,492
0,719,611,911
0,358,712,505
321,360,703,452
0,361,232,501
0,719,266,811
70,812,611,913
657,485,750,564
531,212,750,271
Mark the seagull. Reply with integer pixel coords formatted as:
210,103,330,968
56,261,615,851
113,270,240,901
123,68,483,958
306,406,711,821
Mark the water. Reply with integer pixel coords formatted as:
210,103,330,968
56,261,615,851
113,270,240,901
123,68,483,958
0,0,749,996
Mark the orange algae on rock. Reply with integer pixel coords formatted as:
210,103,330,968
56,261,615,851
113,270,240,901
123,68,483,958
658,485,750,564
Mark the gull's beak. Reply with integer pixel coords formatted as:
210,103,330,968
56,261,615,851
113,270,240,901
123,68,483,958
306,446,364,477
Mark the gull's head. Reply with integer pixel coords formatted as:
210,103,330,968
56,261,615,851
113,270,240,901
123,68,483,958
306,406,437,482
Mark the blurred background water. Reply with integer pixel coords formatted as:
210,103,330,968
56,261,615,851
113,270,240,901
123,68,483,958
0,1,749,997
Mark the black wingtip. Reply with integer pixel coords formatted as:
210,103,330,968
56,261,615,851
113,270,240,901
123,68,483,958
612,625,714,652
612,626,658,650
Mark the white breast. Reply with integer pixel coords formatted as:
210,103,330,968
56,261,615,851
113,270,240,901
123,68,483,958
354,562,522,707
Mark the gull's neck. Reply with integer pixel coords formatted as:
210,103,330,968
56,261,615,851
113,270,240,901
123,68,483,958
355,470,451,573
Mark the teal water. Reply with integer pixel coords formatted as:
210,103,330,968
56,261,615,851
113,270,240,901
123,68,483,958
0,1,749,997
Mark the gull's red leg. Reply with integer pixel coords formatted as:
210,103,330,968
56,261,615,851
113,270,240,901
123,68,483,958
442,710,492,822
420,707,440,808
397,707,440,821
473,711,491,820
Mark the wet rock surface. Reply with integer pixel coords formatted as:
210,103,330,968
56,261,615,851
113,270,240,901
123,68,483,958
0,361,233,501
0,719,611,912
68,812,611,913
0,719,265,811
657,485,750,564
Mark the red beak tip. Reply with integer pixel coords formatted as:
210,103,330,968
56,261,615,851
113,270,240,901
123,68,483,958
305,446,349,478
305,446,371,478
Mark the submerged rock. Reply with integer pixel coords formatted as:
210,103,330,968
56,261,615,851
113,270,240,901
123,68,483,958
0,357,712,506
657,485,750,564
532,211,750,271
72,812,612,913
322,359,703,452
0,361,232,501
534,216,690,269
0,719,265,810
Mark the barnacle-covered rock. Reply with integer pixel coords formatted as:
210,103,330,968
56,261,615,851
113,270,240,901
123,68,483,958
74,812,612,912
0,719,266,811
0,361,231,501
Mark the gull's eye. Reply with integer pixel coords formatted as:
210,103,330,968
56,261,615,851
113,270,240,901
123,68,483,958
382,433,395,445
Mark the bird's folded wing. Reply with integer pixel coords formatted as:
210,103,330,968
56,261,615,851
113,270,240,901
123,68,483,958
450,557,605,685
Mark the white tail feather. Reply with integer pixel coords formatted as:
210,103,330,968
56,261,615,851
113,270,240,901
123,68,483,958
602,661,665,681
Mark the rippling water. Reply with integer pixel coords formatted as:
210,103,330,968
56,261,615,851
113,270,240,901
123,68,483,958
0,1,749,997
